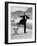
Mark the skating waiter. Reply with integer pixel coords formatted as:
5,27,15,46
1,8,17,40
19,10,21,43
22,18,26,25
19,13,29,33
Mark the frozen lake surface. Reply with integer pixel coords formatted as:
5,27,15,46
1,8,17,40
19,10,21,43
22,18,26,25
11,27,32,39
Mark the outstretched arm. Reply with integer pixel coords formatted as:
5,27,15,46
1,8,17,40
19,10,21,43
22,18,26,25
26,15,29,19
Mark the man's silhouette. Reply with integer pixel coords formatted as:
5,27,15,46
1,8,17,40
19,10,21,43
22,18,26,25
18,14,29,33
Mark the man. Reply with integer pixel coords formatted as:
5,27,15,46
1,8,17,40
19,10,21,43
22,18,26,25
19,14,29,33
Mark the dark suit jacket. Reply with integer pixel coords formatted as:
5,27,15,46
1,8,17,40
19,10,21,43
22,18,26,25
19,15,29,25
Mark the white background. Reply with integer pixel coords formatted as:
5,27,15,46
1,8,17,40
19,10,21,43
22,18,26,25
0,0,37,46
8,4,35,43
